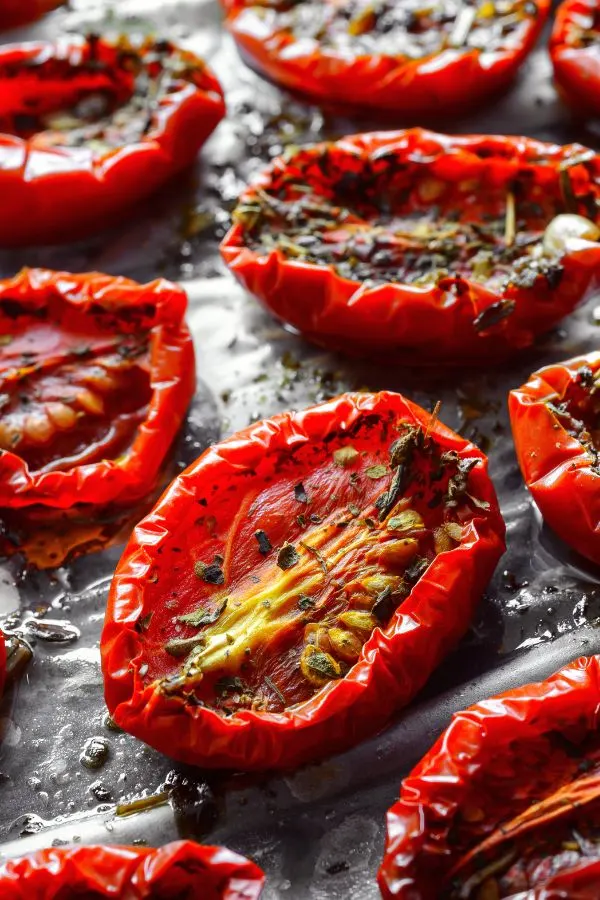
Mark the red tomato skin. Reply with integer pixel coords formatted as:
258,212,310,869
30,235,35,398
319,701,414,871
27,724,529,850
378,655,600,899
509,352,600,564
221,129,600,365
0,840,265,899
101,391,505,771
0,0,63,29
0,37,225,246
0,268,196,510
551,0,600,119
221,0,549,116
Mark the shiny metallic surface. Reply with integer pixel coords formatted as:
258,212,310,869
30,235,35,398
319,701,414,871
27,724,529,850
1,2,600,897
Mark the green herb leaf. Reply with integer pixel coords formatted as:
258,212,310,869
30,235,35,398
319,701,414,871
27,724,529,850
178,599,228,628
307,652,340,680
365,464,388,479
347,503,361,517
333,446,359,467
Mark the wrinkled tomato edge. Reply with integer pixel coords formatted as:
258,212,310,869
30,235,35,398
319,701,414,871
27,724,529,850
378,654,600,899
509,351,600,564
0,840,265,899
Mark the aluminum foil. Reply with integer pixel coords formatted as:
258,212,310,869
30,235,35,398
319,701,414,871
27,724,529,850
1,2,600,897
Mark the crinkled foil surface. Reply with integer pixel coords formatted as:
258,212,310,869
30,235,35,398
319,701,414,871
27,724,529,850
1,2,600,897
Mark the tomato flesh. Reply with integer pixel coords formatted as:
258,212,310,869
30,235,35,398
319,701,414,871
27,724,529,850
0,327,151,473
0,37,205,156
235,146,566,293
140,420,481,715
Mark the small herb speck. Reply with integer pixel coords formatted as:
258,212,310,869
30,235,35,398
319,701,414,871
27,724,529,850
277,544,300,570
294,482,309,503
254,530,272,555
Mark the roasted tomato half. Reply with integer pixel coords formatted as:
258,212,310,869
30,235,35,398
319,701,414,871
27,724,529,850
0,0,63,30
222,130,600,365
222,0,549,116
378,654,600,900
0,840,265,899
102,391,505,771
551,0,600,119
0,268,195,510
0,34,225,246
509,352,600,564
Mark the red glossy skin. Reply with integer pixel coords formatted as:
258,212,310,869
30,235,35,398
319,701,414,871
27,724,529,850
0,36,225,246
101,391,505,771
509,352,600,564
222,0,549,116
378,655,600,899
551,0,600,119
221,129,600,365
0,841,265,899
0,0,63,30
0,268,195,510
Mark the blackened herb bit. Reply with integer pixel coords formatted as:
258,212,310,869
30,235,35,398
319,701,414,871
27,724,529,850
277,543,300,570
254,529,272,555
445,457,479,507
578,366,595,387
473,299,516,333
294,482,309,503
194,560,225,585
371,585,395,622
405,556,429,584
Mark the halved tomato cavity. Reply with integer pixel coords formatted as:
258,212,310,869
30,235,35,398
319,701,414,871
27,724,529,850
0,323,151,473
140,417,483,714
246,0,537,59
0,37,196,154
546,364,600,468
235,146,574,292
449,766,600,898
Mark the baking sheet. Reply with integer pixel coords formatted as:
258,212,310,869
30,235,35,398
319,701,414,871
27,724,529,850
2,2,600,897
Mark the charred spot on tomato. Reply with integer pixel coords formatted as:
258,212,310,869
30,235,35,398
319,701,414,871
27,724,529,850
146,415,488,716
546,366,600,472
0,332,152,473
232,139,600,297
0,35,216,156
235,0,539,60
